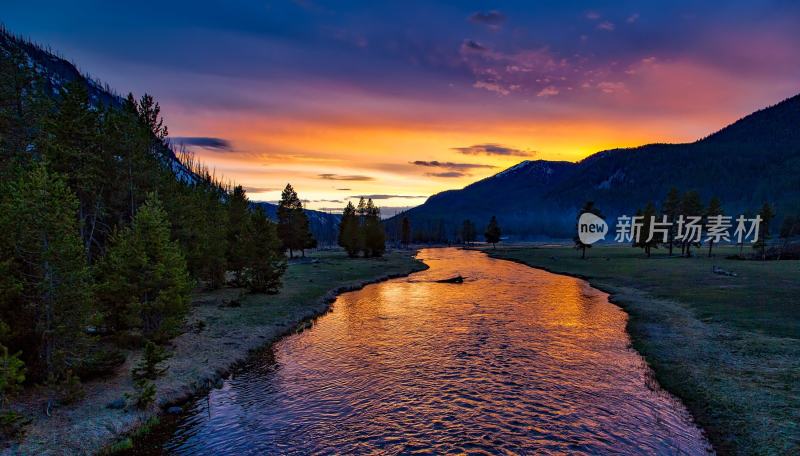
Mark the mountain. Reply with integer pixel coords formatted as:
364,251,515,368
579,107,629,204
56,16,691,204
1,27,340,244
390,94,800,240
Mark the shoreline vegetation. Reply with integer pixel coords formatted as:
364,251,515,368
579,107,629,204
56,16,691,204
485,244,799,456
2,250,426,455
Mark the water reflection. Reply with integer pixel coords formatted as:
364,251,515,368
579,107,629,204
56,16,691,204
165,248,711,455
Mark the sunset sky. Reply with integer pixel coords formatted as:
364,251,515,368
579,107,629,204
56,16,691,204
5,1,800,213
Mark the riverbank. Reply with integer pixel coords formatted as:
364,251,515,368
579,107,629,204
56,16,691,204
486,244,800,455
2,250,426,455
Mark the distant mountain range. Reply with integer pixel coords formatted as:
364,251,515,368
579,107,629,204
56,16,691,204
1,28,340,244
388,94,800,240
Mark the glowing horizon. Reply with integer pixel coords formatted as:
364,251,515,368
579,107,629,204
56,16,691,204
5,1,799,212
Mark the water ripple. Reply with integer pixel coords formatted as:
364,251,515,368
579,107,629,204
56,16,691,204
164,248,712,455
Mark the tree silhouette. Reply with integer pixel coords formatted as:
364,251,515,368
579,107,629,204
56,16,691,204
401,216,411,249
277,184,315,258
573,201,603,259
484,216,501,248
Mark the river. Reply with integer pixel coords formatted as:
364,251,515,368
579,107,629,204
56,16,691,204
161,248,711,455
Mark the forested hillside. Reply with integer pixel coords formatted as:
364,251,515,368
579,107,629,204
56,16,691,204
0,27,289,416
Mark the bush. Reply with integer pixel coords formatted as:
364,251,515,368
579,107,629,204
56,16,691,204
131,341,169,381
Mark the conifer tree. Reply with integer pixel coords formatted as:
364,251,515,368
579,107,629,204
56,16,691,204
244,207,287,293
485,216,501,249
96,193,191,341
753,202,775,260
0,163,91,381
338,201,360,257
573,201,603,259
461,220,477,246
40,81,109,261
227,185,251,284
635,202,659,257
662,188,681,256
401,216,411,249
363,199,386,257
277,184,315,258
680,191,703,257
704,197,724,257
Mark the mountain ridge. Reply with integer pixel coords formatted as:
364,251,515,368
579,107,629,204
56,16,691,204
390,93,800,240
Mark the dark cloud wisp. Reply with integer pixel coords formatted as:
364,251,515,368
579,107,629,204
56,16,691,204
410,160,495,170
425,171,466,178
452,143,533,157
171,137,232,151
469,10,506,28
318,173,374,181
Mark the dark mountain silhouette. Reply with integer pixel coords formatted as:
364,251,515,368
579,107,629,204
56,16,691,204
389,94,800,240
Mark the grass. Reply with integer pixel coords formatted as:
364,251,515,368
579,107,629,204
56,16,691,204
9,249,426,456
487,244,800,455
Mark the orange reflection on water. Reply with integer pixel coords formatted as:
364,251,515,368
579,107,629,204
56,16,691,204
167,248,711,455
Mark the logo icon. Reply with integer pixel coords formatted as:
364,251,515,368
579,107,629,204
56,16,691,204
578,212,607,245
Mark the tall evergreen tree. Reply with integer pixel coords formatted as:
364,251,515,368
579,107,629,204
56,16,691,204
227,185,251,284
40,81,109,261
401,216,411,249
244,207,287,293
363,199,386,257
461,220,477,246
277,184,315,258
704,197,724,257
96,193,191,341
0,163,91,381
753,202,775,260
485,216,501,249
338,201,360,257
680,191,704,257
661,188,681,256
573,201,603,259
635,201,659,257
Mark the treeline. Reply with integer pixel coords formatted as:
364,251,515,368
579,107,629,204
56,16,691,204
0,46,292,417
574,188,790,259
392,215,502,248
337,198,386,257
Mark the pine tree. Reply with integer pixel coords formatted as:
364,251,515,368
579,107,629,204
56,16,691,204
461,220,477,246
753,202,775,260
680,191,704,257
277,184,315,258
40,80,109,261
96,193,191,341
363,199,386,257
338,201,360,257
401,217,411,248
635,202,659,257
573,201,603,259
131,341,169,381
244,207,287,293
485,216,501,249
0,163,91,381
704,197,723,257
227,185,251,284
662,188,681,256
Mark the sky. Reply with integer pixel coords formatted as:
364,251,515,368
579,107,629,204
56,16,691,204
4,1,800,213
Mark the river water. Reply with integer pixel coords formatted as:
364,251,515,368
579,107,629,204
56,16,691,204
162,248,711,455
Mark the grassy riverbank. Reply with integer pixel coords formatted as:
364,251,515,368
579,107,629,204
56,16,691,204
3,250,425,456
486,244,799,455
